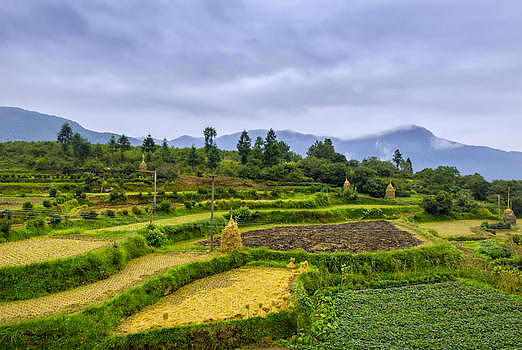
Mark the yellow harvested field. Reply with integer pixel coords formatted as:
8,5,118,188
0,236,111,267
116,267,297,334
421,220,510,238
0,251,214,324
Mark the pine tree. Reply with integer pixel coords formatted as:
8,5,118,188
236,130,251,165
108,135,118,153
142,134,156,154
187,145,198,168
57,123,73,151
263,129,279,166
117,134,131,151
393,149,404,170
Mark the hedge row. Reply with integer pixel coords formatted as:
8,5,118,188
0,235,150,301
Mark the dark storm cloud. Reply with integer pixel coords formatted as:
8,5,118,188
0,0,521,150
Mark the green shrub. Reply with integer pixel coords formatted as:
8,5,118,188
105,210,116,218
0,218,10,239
109,190,127,203
422,191,452,215
144,228,168,247
513,234,522,245
22,201,33,210
119,209,129,216
184,201,194,209
231,206,252,223
49,214,62,226
158,200,172,213
49,187,58,197
132,206,142,216
476,241,511,259
81,210,98,219
26,218,47,232
42,200,52,208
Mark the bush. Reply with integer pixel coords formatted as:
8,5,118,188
512,234,522,245
22,201,33,210
132,206,142,216
144,228,168,247
49,187,58,198
342,186,359,201
80,210,98,220
476,241,511,259
184,201,194,209
120,209,129,216
231,206,252,223
197,187,208,195
26,218,47,232
422,191,453,215
105,210,116,218
42,200,52,208
158,200,172,213
109,190,127,203
0,219,11,239
49,214,62,226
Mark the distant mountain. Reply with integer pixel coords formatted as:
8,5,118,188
0,107,143,145
1,106,521,180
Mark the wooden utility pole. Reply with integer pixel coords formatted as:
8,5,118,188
498,194,501,218
210,173,215,251
150,170,157,225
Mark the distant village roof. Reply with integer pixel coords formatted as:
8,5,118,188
385,180,396,200
139,154,147,172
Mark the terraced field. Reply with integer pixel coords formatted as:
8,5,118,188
116,267,296,333
0,251,214,323
421,220,520,240
0,235,112,267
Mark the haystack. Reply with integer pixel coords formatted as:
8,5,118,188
502,189,517,224
220,215,243,253
385,181,395,200
343,178,351,191
139,154,147,172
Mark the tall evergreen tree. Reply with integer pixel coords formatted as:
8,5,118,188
393,149,404,170
203,127,220,252
204,127,217,154
117,134,131,151
236,130,251,165
187,145,198,168
107,136,119,155
142,134,156,154
57,123,73,151
263,128,279,166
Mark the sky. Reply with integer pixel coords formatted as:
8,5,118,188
1,0,521,151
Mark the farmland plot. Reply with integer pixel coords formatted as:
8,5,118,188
116,267,296,333
0,235,112,267
202,221,424,253
0,251,214,323
317,281,522,349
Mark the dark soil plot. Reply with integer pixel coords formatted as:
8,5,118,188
202,221,423,253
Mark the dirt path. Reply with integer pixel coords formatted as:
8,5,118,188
0,251,215,324
0,235,113,267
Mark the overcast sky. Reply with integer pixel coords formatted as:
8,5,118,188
1,0,521,150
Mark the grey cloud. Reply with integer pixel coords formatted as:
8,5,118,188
0,0,521,150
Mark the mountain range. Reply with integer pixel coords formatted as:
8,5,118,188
1,106,521,181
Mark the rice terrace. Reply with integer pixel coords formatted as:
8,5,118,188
1,1,522,349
